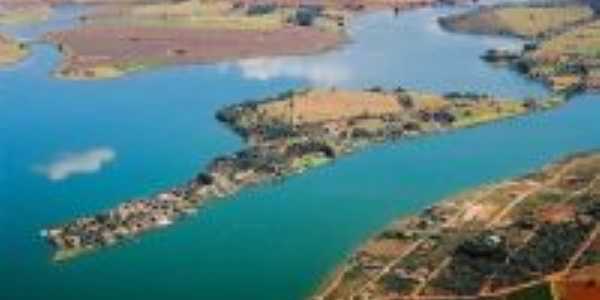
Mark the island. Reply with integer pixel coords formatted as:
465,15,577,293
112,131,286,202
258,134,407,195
43,0,471,80
313,152,600,300
43,87,565,261
439,0,600,93
0,33,29,66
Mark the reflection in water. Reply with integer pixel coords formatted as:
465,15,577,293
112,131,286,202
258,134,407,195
234,57,351,86
34,147,115,181
228,9,542,97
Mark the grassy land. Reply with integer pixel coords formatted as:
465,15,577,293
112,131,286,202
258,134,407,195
90,1,288,31
87,0,342,32
440,4,594,38
441,2,600,92
526,19,600,91
533,20,600,64
484,5,592,37
0,34,28,66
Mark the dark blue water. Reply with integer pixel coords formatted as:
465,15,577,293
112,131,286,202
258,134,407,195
2,5,597,300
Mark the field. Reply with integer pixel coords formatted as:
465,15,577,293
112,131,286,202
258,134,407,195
253,89,534,129
528,20,600,90
0,33,28,65
87,1,290,31
439,4,594,38
256,90,403,124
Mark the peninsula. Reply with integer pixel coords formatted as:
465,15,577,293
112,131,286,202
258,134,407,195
0,33,28,65
313,152,600,300
439,0,600,92
43,88,564,261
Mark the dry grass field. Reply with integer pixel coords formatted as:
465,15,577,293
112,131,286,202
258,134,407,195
87,0,290,31
255,89,530,128
534,20,600,62
442,5,594,38
0,33,27,65
257,90,403,124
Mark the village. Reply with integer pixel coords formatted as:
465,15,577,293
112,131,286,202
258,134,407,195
44,87,562,260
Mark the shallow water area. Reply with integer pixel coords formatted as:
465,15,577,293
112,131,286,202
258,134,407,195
2,4,598,300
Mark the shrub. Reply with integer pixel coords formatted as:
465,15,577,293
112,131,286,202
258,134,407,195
247,3,276,15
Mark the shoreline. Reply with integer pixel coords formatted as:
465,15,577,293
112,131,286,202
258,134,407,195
45,27,351,81
43,87,565,261
0,33,30,66
313,151,600,300
437,1,600,93
40,0,475,80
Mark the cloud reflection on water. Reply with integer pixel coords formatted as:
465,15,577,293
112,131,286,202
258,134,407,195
234,57,352,86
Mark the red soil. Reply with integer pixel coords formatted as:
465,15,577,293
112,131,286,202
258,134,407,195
538,203,577,224
556,265,600,300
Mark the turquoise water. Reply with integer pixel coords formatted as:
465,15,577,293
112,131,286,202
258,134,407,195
1,5,598,300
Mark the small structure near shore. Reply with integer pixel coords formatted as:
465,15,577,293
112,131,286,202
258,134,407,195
481,48,521,63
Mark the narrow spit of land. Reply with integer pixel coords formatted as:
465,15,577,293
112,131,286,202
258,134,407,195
43,87,564,261
313,152,600,300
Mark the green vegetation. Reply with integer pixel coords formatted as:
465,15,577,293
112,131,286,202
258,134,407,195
506,283,554,300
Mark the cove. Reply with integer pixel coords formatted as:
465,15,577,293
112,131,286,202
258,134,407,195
1,5,597,300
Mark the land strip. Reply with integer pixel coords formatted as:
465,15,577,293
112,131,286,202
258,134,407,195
43,87,563,261
438,2,596,39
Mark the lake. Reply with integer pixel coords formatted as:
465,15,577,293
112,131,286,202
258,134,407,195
1,4,598,300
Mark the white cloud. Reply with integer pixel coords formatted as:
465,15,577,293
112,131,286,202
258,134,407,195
35,147,116,181
234,57,351,86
